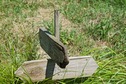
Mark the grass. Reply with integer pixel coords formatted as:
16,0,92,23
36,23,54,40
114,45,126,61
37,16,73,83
0,0,126,84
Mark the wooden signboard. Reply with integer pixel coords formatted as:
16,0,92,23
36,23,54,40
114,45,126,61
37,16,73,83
15,10,98,82
39,28,69,68
15,56,98,82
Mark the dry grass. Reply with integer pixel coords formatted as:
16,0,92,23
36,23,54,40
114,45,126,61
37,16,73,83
0,0,126,83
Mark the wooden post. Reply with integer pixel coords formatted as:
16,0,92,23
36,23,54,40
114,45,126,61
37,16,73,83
54,10,60,41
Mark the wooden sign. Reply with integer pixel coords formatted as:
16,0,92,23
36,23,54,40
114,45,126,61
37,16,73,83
15,10,98,83
15,56,98,82
39,28,69,68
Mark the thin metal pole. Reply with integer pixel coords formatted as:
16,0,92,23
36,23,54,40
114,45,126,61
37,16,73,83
54,10,60,41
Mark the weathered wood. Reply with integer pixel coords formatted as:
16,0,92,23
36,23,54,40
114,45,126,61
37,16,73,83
54,10,60,41
15,56,98,82
39,28,69,68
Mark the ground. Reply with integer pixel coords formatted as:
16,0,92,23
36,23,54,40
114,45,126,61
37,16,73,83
0,0,126,84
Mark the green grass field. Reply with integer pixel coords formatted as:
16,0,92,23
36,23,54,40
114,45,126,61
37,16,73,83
0,0,126,84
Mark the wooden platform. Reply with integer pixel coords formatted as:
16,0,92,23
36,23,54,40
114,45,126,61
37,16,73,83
15,56,98,82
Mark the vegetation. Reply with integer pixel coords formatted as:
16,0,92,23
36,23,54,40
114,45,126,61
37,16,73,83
0,0,125,84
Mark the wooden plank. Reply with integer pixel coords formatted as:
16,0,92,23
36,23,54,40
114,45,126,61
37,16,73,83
39,28,69,68
54,10,60,41
15,56,98,82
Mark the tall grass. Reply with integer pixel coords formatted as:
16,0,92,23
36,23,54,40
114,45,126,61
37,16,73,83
0,0,126,84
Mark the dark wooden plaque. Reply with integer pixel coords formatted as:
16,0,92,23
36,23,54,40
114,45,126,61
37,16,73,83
39,28,69,68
